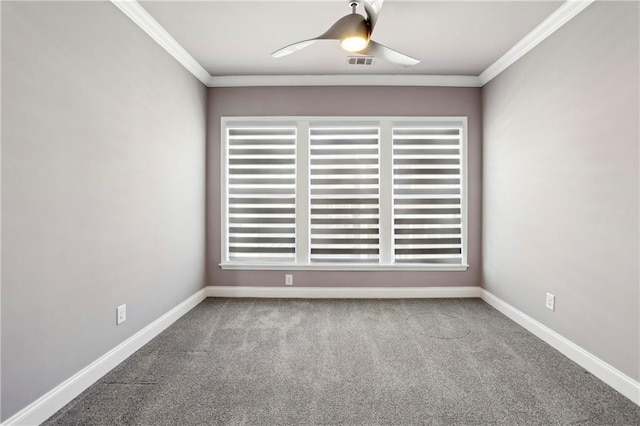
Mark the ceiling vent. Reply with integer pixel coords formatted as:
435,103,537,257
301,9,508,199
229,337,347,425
347,56,375,66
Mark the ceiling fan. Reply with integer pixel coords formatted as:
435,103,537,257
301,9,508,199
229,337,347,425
271,0,420,67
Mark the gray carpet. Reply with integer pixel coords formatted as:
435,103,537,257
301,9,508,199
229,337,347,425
44,298,640,425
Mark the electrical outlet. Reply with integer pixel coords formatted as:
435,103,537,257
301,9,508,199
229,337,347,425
545,293,555,311
285,274,293,286
116,304,127,325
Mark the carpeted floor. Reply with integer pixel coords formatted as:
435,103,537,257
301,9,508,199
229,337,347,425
44,298,640,425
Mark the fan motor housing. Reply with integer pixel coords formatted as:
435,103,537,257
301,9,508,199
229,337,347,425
322,13,371,40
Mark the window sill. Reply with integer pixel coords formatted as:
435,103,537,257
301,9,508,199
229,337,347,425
219,263,469,272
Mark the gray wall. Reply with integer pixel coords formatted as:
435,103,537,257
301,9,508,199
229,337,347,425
1,1,207,420
482,1,639,381
208,86,482,287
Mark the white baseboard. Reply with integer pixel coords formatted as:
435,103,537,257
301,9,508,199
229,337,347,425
2,288,208,426
5,285,636,426
480,289,640,406
205,285,481,299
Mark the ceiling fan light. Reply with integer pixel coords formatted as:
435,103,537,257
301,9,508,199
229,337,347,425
340,36,368,52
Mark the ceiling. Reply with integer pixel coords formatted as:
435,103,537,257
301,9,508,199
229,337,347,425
138,0,564,77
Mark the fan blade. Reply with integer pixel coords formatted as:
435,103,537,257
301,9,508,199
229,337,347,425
273,15,368,58
272,39,317,58
362,0,385,33
360,40,420,67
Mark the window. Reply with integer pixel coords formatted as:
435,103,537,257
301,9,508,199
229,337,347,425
226,126,297,262
309,126,380,264
221,117,467,271
392,127,464,265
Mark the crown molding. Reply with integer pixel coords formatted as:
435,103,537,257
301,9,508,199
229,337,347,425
111,0,593,89
110,0,210,85
479,0,595,86
207,74,482,88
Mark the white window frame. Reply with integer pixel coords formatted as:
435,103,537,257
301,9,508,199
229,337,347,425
220,116,468,271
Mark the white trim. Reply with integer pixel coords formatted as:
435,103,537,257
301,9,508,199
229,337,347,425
2,289,207,426
220,116,468,272
378,121,393,265
110,0,591,88
206,285,481,299
3,286,637,424
218,263,469,271
296,121,310,265
208,74,482,88
223,116,467,123
220,124,229,265
460,116,469,267
480,289,640,406
479,0,594,85
110,0,210,85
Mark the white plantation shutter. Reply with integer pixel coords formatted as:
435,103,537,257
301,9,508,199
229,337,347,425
392,126,464,265
226,127,296,262
309,127,380,263
222,117,467,270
